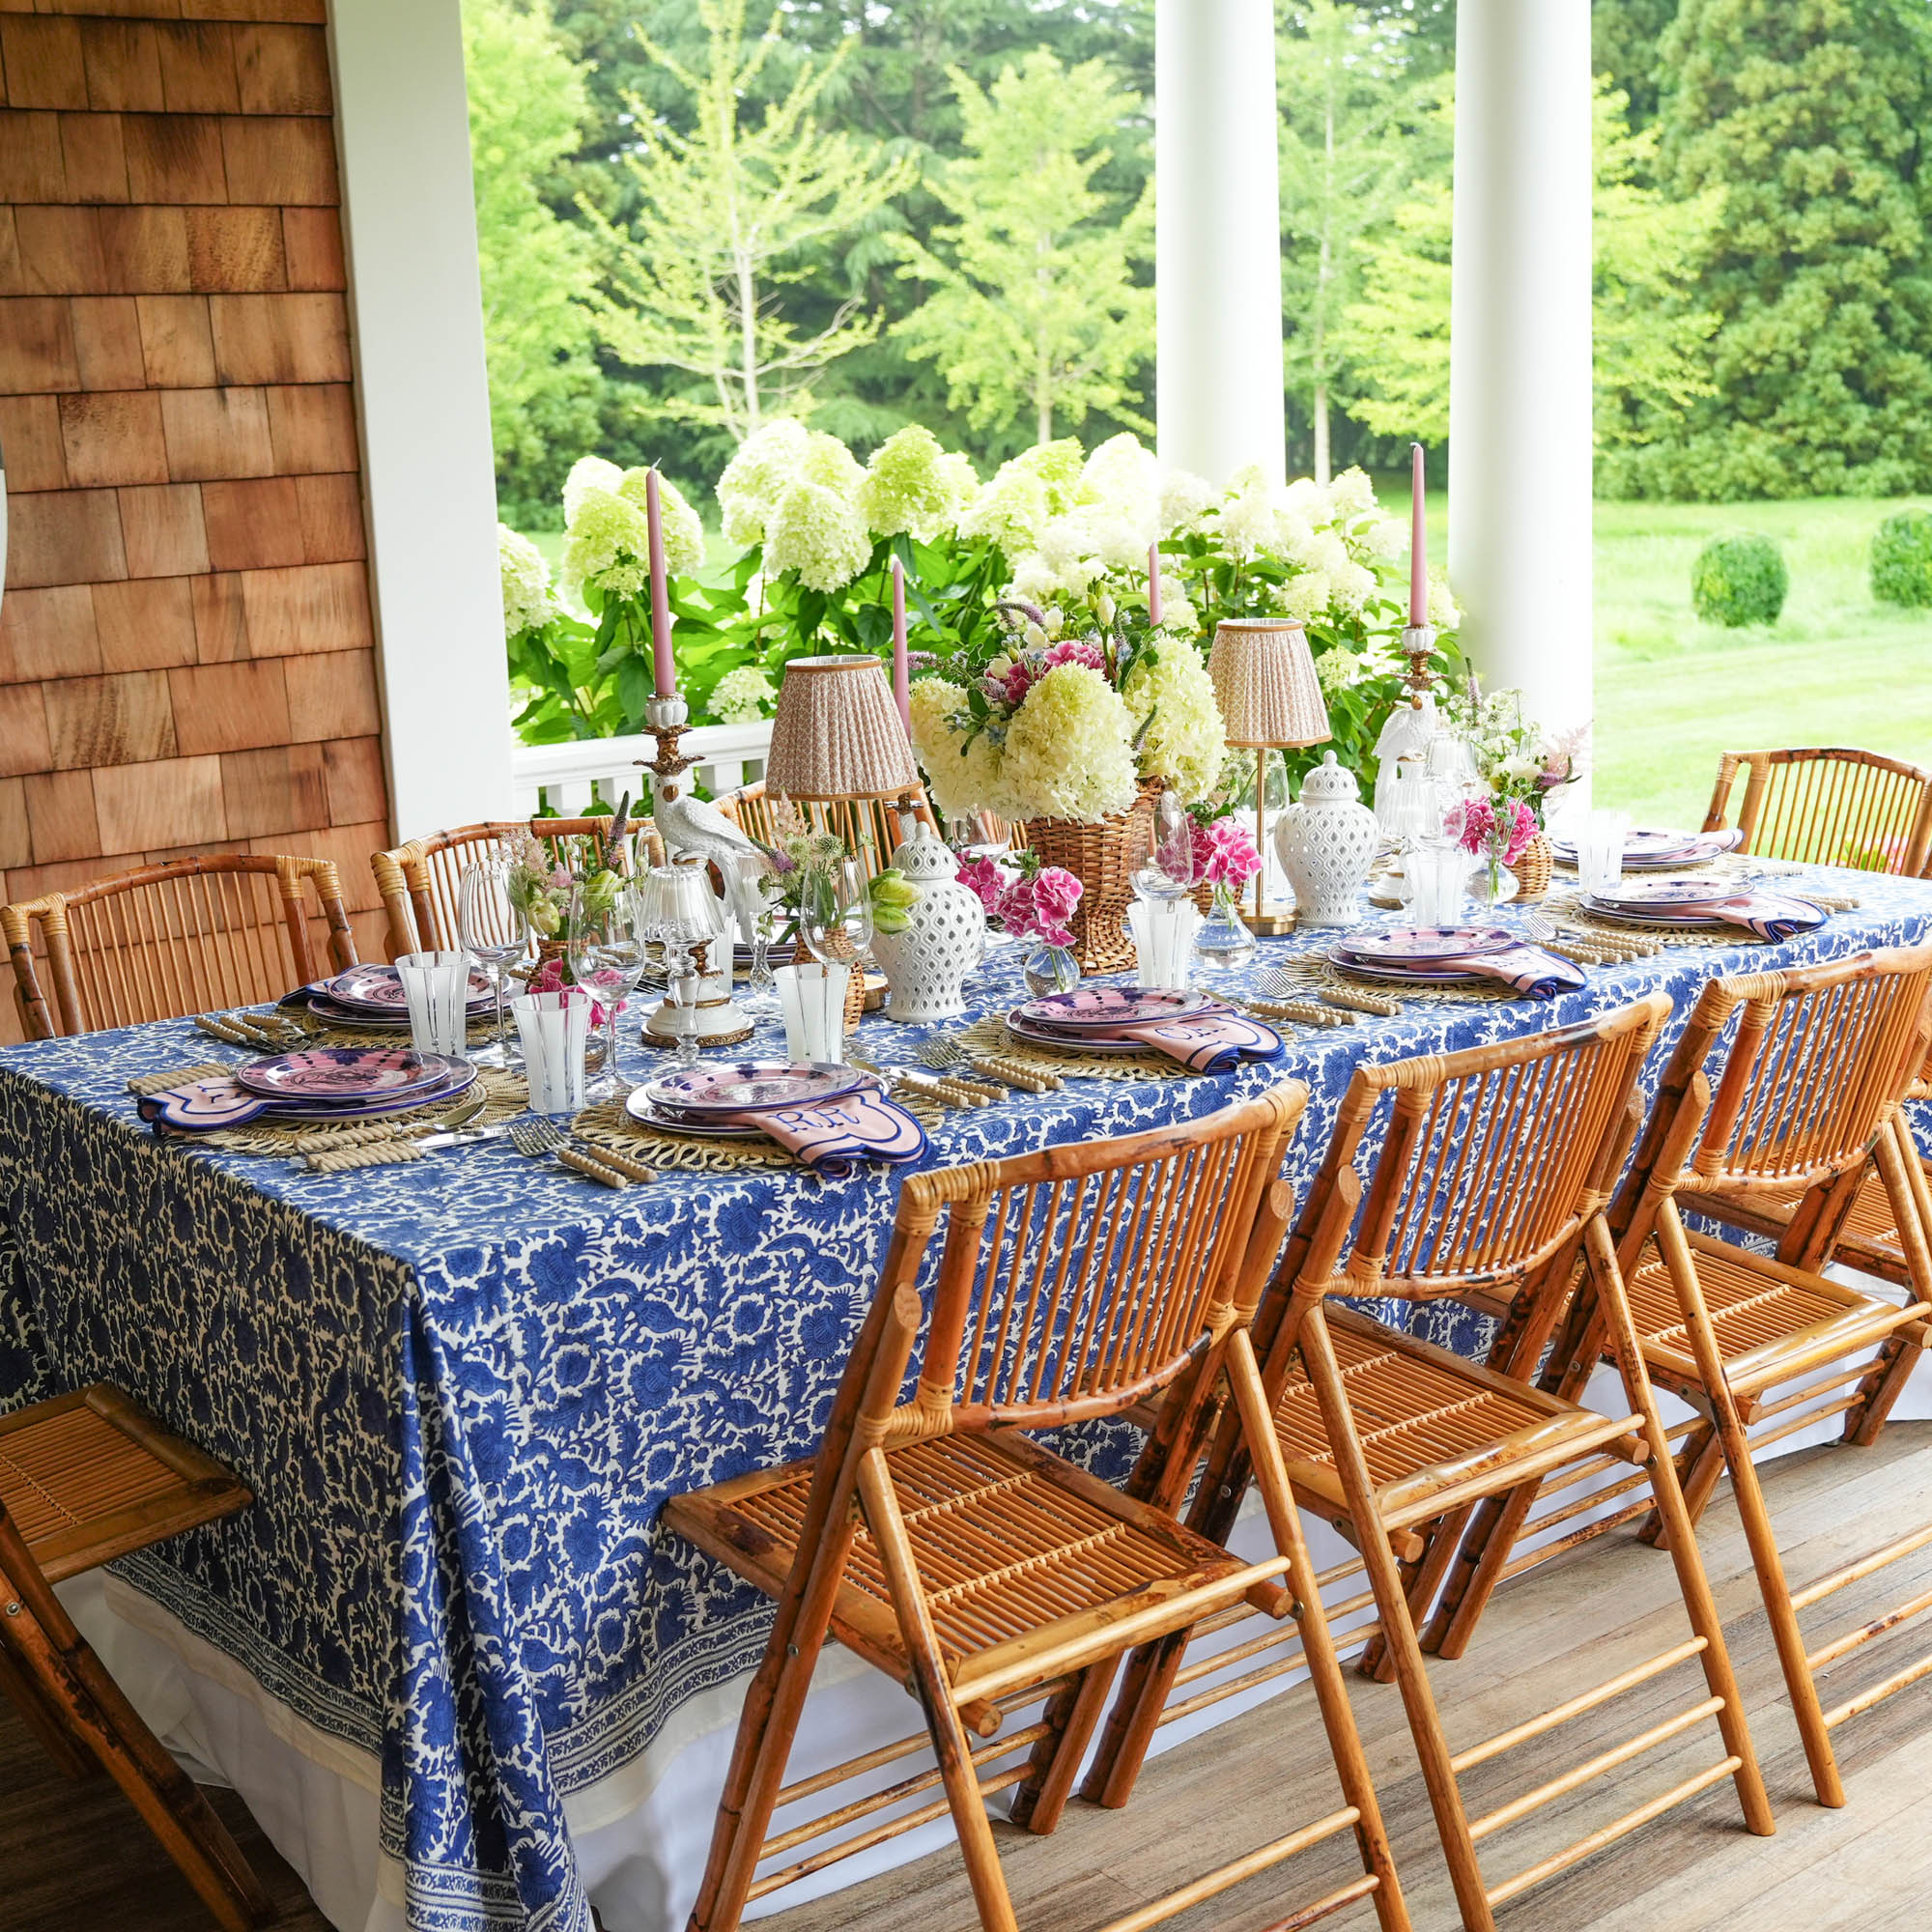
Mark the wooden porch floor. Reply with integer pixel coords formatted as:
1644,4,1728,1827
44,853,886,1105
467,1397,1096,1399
4,1426,1932,1932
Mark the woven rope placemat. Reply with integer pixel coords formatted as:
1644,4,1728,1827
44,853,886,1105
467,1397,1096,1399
572,1081,952,1176
187,1067,530,1157
952,1013,1201,1082
1545,890,1856,950
1273,956,1519,1009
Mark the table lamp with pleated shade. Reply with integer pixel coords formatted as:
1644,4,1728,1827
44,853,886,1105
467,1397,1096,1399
1208,617,1331,930
765,655,924,872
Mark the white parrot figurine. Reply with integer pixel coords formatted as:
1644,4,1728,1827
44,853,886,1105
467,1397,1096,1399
647,763,771,869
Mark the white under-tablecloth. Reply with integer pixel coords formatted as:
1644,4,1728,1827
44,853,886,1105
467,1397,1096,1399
60,1343,1930,1932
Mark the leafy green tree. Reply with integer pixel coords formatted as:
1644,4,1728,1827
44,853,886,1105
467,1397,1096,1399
1636,0,1932,498
1340,175,1452,442
463,0,603,524
1343,79,1721,467
891,49,1154,444
581,0,918,441
1591,0,1681,129
1277,1,1447,482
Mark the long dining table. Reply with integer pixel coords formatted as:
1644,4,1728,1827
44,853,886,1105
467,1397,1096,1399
3,861,1931,1932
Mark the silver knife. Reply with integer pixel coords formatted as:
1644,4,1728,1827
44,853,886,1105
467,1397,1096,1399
413,1124,516,1151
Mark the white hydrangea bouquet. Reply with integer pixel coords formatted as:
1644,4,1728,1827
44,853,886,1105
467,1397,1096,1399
1157,463,1463,792
909,601,1224,825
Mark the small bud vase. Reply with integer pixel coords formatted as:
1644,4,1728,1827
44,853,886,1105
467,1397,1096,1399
1022,943,1080,997
1193,882,1257,972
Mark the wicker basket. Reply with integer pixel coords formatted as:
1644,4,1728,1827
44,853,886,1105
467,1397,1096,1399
1514,832,1553,902
1023,786,1158,974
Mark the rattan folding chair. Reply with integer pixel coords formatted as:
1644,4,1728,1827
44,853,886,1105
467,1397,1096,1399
1704,746,1932,873
370,816,655,959
713,780,937,882
1079,997,1772,1932
666,1086,1412,1932
0,1386,267,1930
2,854,357,1041
1435,947,1932,1811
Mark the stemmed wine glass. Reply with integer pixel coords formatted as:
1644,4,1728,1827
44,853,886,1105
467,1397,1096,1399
458,855,527,1068
568,880,650,1096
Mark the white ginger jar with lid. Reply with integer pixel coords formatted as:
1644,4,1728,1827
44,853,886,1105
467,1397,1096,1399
1273,751,1380,927
870,830,987,1022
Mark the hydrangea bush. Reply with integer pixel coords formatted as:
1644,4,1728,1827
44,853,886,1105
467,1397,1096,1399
503,424,1461,797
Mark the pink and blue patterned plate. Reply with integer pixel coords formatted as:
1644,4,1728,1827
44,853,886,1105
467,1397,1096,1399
1336,925,1515,965
236,1046,448,1102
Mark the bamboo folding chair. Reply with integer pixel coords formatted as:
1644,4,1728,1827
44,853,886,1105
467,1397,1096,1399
2,854,357,1041
666,1087,1412,1932
1703,746,1932,874
0,1386,268,1930
1435,948,1932,1811
370,816,654,959
1077,998,1773,1932
713,780,937,882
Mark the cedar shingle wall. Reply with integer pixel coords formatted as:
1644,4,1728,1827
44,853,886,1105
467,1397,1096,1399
0,0,389,1040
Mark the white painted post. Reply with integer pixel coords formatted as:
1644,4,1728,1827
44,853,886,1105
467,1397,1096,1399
1447,0,1595,748
327,0,511,839
1155,0,1288,488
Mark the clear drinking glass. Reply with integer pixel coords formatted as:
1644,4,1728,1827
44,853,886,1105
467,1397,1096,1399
568,881,650,1096
800,857,873,971
458,855,526,1069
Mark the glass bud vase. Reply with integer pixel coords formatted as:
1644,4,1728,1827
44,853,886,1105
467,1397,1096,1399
1193,882,1257,972
1470,848,1521,909
1022,941,1080,997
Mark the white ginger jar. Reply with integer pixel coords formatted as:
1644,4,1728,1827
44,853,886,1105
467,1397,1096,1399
871,830,987,1023
1273,752,1380,928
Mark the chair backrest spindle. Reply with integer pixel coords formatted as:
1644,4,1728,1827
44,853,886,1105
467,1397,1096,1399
864,1089,1305,1441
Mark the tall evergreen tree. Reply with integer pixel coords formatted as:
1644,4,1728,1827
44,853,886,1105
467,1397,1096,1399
1277,1,1447,482
1592,0,1680,129
463,0,604,523
892,50,1153,441
1637,0,1932,498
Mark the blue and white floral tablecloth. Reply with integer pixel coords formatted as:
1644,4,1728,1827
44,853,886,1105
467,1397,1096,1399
3,867,1930,1932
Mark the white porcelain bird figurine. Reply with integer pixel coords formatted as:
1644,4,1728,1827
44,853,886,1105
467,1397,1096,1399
647,764,771,869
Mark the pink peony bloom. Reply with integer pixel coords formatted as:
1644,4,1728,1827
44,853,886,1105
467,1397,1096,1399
1039,639,1106,675
1190,818,1263,889
1029,865,1084,929
956,855,1009,919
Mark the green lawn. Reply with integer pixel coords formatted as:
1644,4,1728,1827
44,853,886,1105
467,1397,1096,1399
1588,497,1932,825
522,495,1932,830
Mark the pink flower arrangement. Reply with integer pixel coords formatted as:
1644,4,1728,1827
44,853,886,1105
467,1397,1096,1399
528,956,623,1029
1448,796,1538,867
1188,818,1263,890
955,854,1083,948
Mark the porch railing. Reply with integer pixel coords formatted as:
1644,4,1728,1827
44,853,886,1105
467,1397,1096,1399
507,721,772,818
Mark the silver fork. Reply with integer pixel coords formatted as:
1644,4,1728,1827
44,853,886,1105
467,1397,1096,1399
508,1118,566,1161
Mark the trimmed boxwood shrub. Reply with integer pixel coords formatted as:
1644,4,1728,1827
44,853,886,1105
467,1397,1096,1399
1690,531,1788,627
1871,509,1932,608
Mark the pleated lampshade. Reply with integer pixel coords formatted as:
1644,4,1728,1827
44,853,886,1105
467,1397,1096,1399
766,655,921,800
1208,617,1331,750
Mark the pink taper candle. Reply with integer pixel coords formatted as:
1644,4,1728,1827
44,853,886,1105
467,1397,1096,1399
644,468,675,698
1148,541,1162,625
1408,441,1427,629
890,554,910,729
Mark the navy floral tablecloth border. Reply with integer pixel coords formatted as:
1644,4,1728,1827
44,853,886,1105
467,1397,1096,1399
3,868,1929,1932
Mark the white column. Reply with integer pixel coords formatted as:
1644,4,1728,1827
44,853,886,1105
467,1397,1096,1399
1155,0,1287,488
1447,0,1594,744
328,0,511,838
